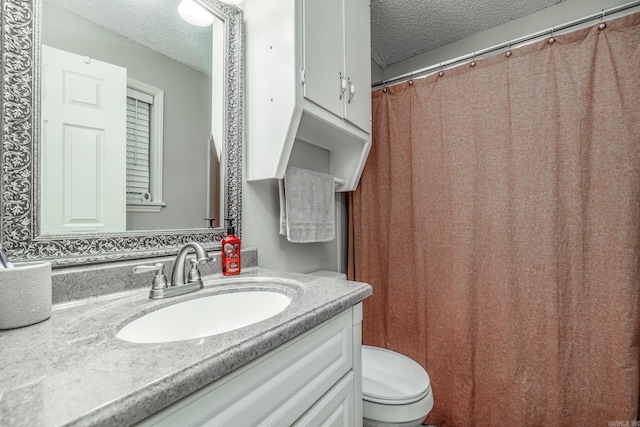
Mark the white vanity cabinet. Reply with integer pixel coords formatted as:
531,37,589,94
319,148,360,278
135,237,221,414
245,0,371,191
139,304,364,426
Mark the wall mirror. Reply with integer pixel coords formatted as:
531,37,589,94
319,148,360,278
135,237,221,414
0,0,243,266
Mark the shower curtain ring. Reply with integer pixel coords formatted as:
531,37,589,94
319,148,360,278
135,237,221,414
470,53,476,68
382,79,388,93
549,27,556,44
438,64,444,78
598,9,607,30
409,72,414,85
506,41,512,57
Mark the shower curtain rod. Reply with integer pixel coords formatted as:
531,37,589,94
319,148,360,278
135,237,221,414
371,0,640,90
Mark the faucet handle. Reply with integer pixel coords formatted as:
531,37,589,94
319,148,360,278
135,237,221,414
133,263,168,299
133,263,164,275
187,258,203,285
196,253,212,263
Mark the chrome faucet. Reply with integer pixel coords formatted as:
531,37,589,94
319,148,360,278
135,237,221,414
133,242,211,299
171,242,211,287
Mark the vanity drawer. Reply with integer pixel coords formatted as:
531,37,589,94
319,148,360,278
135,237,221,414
293,371,355,427
140,308,354,426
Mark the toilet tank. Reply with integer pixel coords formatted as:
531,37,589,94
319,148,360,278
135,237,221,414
309,270,347,280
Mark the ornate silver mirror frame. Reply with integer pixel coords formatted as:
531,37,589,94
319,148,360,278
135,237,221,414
0,0,243,266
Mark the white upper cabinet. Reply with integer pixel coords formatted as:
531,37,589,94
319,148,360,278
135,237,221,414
302,0,371,133
343,0,372,131
245,0,371,191
302,0,345,123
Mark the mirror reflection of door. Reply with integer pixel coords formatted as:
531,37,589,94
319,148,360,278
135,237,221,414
41,44,127,234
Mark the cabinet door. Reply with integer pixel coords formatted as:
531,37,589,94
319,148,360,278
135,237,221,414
302,0,345,118
344,0,371,133
293,372,355,427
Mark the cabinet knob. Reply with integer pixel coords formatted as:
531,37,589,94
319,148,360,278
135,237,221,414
339,72,347,100
348,78,355,104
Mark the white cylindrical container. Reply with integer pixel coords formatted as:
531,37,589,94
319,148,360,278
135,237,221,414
0,262,52,329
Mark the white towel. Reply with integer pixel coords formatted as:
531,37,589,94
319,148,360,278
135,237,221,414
279,167,335,243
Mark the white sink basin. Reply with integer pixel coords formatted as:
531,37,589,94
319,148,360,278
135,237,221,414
116,291,291,343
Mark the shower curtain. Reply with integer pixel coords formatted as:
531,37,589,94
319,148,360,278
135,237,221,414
349,12,640,426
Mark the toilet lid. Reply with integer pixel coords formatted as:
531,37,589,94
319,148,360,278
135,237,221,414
362,346,431,404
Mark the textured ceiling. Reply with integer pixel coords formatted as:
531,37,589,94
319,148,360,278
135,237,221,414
47,0,568,76
45,0,213,75
371,0,566,68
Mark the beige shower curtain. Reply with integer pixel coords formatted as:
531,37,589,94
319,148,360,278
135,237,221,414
349,12,640,426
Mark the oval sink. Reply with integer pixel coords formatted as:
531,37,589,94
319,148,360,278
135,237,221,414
116,291,291,343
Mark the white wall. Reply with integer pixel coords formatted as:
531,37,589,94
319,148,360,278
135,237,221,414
374,0,635,85
242,140,347,273
371,58,384,86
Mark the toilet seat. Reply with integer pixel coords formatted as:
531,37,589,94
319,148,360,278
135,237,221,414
362,345,431,405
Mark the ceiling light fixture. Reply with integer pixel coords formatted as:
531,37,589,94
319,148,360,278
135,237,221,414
178,0,215,27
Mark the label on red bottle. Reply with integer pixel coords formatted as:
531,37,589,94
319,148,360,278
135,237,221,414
222,242,240,275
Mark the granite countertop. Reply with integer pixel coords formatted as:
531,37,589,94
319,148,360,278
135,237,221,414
0,268,372,426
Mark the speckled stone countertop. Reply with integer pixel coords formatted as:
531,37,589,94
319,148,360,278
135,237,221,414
0,268,371,426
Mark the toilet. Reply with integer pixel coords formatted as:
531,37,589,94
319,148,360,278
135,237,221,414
310,271,434,426
361,345,433,427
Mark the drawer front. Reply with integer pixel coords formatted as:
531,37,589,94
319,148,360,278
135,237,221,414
142,309,354,426
293,372,355,427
